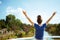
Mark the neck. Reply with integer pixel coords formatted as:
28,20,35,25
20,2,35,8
38,23,42,26
38,23,41,25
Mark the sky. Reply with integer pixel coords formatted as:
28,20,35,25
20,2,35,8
0,0,60,24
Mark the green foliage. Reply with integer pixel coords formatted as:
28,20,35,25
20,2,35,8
45,23,60,36
6,14,15,23
0,19,6,29
0,14,34,40
5,14,22,31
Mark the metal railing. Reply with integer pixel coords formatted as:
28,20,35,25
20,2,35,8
8,36,60,40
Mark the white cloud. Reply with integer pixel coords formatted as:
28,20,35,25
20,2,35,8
0,1,2,4
6,6,24,16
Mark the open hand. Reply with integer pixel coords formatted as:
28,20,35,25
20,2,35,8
53,12,56,16
22,10,27,16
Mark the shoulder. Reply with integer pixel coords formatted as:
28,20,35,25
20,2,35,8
43,23,47,26
43,23,46,25
34,23,37,26
34,23,39,28
34,23,39,27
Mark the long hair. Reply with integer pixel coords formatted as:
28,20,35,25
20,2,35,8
37,15,42,24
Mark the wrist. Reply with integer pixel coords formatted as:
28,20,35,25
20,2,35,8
25,15,28,17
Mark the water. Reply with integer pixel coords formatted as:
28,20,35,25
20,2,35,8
43,31,53,40
9,31,54,40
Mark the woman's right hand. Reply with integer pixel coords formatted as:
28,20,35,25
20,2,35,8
22,10,27,16
52,12,56,16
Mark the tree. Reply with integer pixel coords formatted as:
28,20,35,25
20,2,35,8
6,14,16,30
0,19,6,29
6,14,15,23
45,23,60,36
6,14,22,31
56,24,60,35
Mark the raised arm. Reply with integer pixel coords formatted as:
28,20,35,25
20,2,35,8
46,12,56,25
22,10,34,26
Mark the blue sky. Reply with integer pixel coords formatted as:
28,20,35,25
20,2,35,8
0,0,60,24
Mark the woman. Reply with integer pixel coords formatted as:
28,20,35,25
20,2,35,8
22,10,56,40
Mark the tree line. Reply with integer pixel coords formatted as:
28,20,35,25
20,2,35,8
46,23,60,36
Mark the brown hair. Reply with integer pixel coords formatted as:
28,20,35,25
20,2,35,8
37,15,42,24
